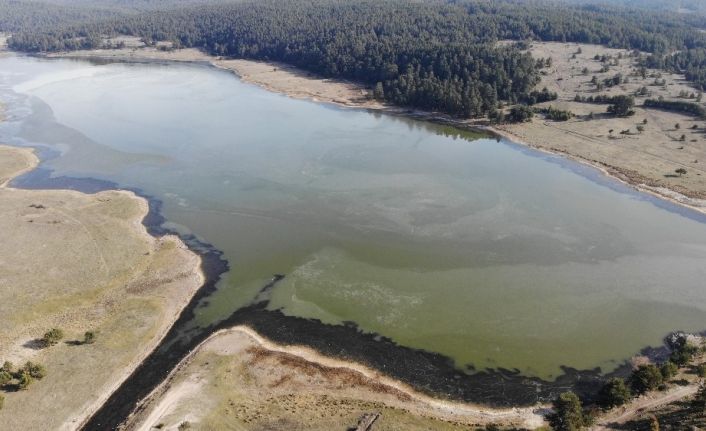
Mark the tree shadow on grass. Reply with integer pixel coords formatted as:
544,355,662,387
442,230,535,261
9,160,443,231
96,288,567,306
22,339,46,350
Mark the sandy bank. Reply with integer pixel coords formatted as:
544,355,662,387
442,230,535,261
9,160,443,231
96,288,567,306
124,325,546,430
46,41,706,216
0,144,204,430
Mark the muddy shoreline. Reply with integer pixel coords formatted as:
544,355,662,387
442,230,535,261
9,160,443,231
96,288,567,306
8,145,690,430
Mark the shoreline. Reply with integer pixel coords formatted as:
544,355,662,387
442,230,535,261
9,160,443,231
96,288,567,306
125,325,547,430
4,46,701,426
488,127,706,218
0,144,207,430
44,47,706,218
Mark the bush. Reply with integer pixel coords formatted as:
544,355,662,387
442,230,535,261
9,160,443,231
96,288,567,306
598,378,632,408
607,95,635,117
631,364,664,395
42,328,64,347
660,361,678,380
670,338,698,365
22,362,46,379
644,99,706,119
16,371,33,390
697,364,706,378
1,361,13,373
83,331,96,345
0,370,11,386
0,394,3,410
547,392,588,431
540,106,574,121
508,105,534,123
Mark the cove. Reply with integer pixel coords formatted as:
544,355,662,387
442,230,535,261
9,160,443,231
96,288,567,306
1,54,706,382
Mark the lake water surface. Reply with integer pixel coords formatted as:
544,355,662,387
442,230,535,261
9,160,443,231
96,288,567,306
1,54,706,380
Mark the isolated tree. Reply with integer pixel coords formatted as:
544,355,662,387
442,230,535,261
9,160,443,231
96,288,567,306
42,328,63,347
643,118,648,124
660,361,678,380
83,331,96,345
637,125,645,133
373,82,384,100
1,361,12,373
598,378,632,408
547,392,588,431
680,134,686,141
675,168,687,177
631,364,663,395
675,123,681,130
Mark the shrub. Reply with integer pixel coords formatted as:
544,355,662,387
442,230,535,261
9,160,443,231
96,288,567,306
643,99,706,118
598,378,632,408
0,370,12,386
1,361,12,373
660,361,678,380
16,371,33,390
547,392,588,431
540,106,574,121
22,362,46,379
631,364,663,395
607,95,635,117
508,105,534,123
42,328,64,347
83,331,96,345
0,394,4,410
670,338,698,364
697,364,706,378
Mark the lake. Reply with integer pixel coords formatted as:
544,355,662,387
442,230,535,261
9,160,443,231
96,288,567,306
1,54,706,381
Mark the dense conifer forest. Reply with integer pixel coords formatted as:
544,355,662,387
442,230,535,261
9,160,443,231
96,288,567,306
2,0,706,118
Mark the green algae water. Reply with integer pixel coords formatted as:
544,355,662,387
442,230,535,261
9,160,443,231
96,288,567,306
1,54,706,380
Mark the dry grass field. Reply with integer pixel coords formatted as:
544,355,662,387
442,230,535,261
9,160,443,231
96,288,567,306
498,42,706,208
0,145,203,430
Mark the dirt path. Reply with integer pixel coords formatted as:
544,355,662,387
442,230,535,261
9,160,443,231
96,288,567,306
126,325,547,430
592,385,699,430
